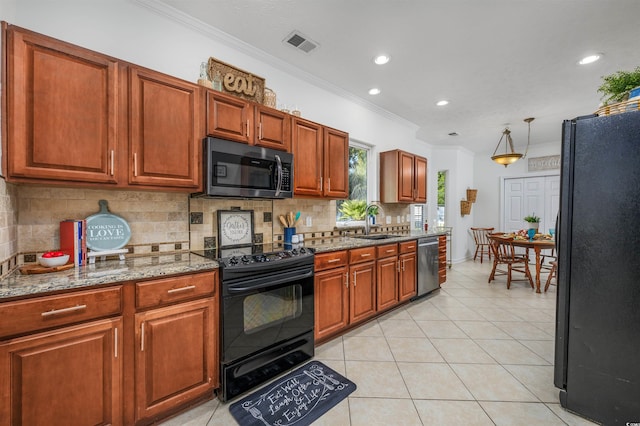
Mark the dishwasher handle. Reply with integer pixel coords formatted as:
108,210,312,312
418,240,439,247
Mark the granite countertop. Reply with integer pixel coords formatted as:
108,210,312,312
0,252,219,301
0,230,448,301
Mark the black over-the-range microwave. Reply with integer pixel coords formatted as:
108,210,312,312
193,137,293,199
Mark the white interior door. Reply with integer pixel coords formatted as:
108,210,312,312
503,175,559,232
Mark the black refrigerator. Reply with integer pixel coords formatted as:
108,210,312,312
554,110,640,425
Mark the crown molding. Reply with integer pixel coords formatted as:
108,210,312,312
133,0,419,131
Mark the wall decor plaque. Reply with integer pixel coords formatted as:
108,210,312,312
528,155,561,172
208,57,265,104
217,210,254,248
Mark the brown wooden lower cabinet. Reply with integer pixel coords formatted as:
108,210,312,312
314,265,349,341
134,297,216,423
0,270,219,426
314,241,418,343
0,317,123,426
438,235,447,284
349,260,377,325
398,240,417,302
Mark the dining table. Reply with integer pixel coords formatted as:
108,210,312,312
510,237,556,293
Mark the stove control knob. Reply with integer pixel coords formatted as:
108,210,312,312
256,254,267,262
300,247,307,254
229,256,238,265
291,249,298,256
241,255,251,264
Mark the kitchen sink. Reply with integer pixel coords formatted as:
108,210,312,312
352,234,396,240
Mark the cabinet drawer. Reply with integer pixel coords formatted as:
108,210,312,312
399,240,417,254
349,246,376,264
376,243,398,258
314,251,348,271
0,286,122,339
136,271,216,309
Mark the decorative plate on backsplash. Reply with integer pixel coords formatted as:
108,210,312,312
85,200,131,251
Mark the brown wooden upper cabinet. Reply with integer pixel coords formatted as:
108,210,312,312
379,149,427,203
3,24,202,191
206,90,291,151
128,67,201,189
5,24,120,185
292,117,349,198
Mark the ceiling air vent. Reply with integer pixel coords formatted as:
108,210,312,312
284,31,319,54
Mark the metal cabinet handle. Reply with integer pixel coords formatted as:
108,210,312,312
41,304,87,317
402,259,406,272
397,261,400,273
360,253,371,258
167,285,196,294
141,322,145,352
133,153,138,177
353,270,357,287
320,176,323,191
259,122,263,140
246,120,250,138
386,249,395,253
327,258,341,263
114,327,118,358
110,150,115,176
345,272,349,288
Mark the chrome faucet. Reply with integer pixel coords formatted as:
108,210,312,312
364,202,382,235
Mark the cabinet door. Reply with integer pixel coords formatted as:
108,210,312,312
314,266,348,341
349,261,377,325
323,127,349,198
399,252,417,301
398,151,416,202
206,90,252,144
134,298,216,422
129,67,201,189
377,257,399,311
438,235,447,284
255,105,291,151
0,318,123,426
292,117,323,196
6,26,119,184
414,155,427,203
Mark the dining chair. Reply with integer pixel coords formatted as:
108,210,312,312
488,235,534,289
471,227,494,263
544,261,557,292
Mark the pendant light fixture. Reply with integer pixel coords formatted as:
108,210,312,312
491,117,535,167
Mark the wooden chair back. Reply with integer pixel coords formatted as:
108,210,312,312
470,227,494,263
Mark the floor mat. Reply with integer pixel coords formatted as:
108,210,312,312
229,361,356,426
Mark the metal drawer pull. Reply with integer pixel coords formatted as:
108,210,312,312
386,249,395,253
41,304,87,317
327,258,341,263
167,285,196,294
345,272,349,288
360,253,371,257
114,327,118,358
110,150,115,176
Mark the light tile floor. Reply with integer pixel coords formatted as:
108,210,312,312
160,260,598,426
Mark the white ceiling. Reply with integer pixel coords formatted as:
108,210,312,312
157,0,640,154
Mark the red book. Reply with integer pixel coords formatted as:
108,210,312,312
60,220,87,266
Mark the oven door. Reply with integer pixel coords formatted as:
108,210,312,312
221,266,314,363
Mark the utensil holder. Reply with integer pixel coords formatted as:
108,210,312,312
284,227,296,244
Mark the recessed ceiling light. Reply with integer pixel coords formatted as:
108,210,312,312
578,54,602,65
373,55,390,65
436,100,449,106
368,88,381,95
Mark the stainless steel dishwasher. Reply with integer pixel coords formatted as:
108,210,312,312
414,236,440,299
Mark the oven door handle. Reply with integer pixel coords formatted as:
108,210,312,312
225,268,313,294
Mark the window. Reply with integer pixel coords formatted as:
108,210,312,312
336,144,369,223
437,171,447,226
413,205,424,229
